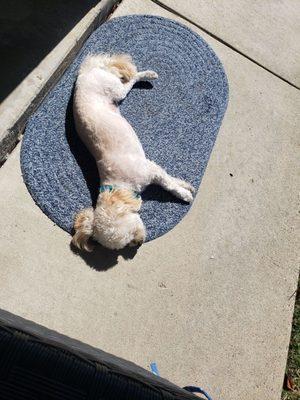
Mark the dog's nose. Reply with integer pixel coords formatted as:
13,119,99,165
129,239,143,247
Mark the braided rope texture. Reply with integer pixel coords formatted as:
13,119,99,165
21,15,229,241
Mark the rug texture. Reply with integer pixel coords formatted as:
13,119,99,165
21,15,229,241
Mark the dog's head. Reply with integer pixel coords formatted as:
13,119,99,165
72,189,145,251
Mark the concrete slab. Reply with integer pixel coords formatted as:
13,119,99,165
0,1,299,399
0,0,120,164
159,0,300,88
0,1,101,102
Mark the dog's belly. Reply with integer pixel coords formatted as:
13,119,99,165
74,103,147,184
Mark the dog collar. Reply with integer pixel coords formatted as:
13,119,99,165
99,185,141,199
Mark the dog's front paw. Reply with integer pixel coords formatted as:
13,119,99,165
140,70,158,80
147,70,158,80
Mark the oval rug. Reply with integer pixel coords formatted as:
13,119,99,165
21,15,229,242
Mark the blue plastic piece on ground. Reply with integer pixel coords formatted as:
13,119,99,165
150,362,213,400
150,362,160,376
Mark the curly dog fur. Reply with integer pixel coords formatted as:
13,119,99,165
72,53,194,250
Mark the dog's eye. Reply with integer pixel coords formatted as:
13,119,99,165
120,76,126,83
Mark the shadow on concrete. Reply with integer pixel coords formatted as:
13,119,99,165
0,0,99,103
70,241,139,271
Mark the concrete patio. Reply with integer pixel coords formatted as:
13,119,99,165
0,1,299,399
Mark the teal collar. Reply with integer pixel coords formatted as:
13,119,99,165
99,185,141,199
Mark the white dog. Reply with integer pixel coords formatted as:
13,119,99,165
72,54,194,251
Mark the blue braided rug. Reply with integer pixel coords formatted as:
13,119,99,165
21,15,228,241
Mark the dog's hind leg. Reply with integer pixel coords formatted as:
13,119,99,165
147,161,195,203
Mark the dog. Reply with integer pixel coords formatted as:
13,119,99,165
72,53,195,251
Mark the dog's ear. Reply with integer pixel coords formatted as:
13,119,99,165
72,208,95,252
